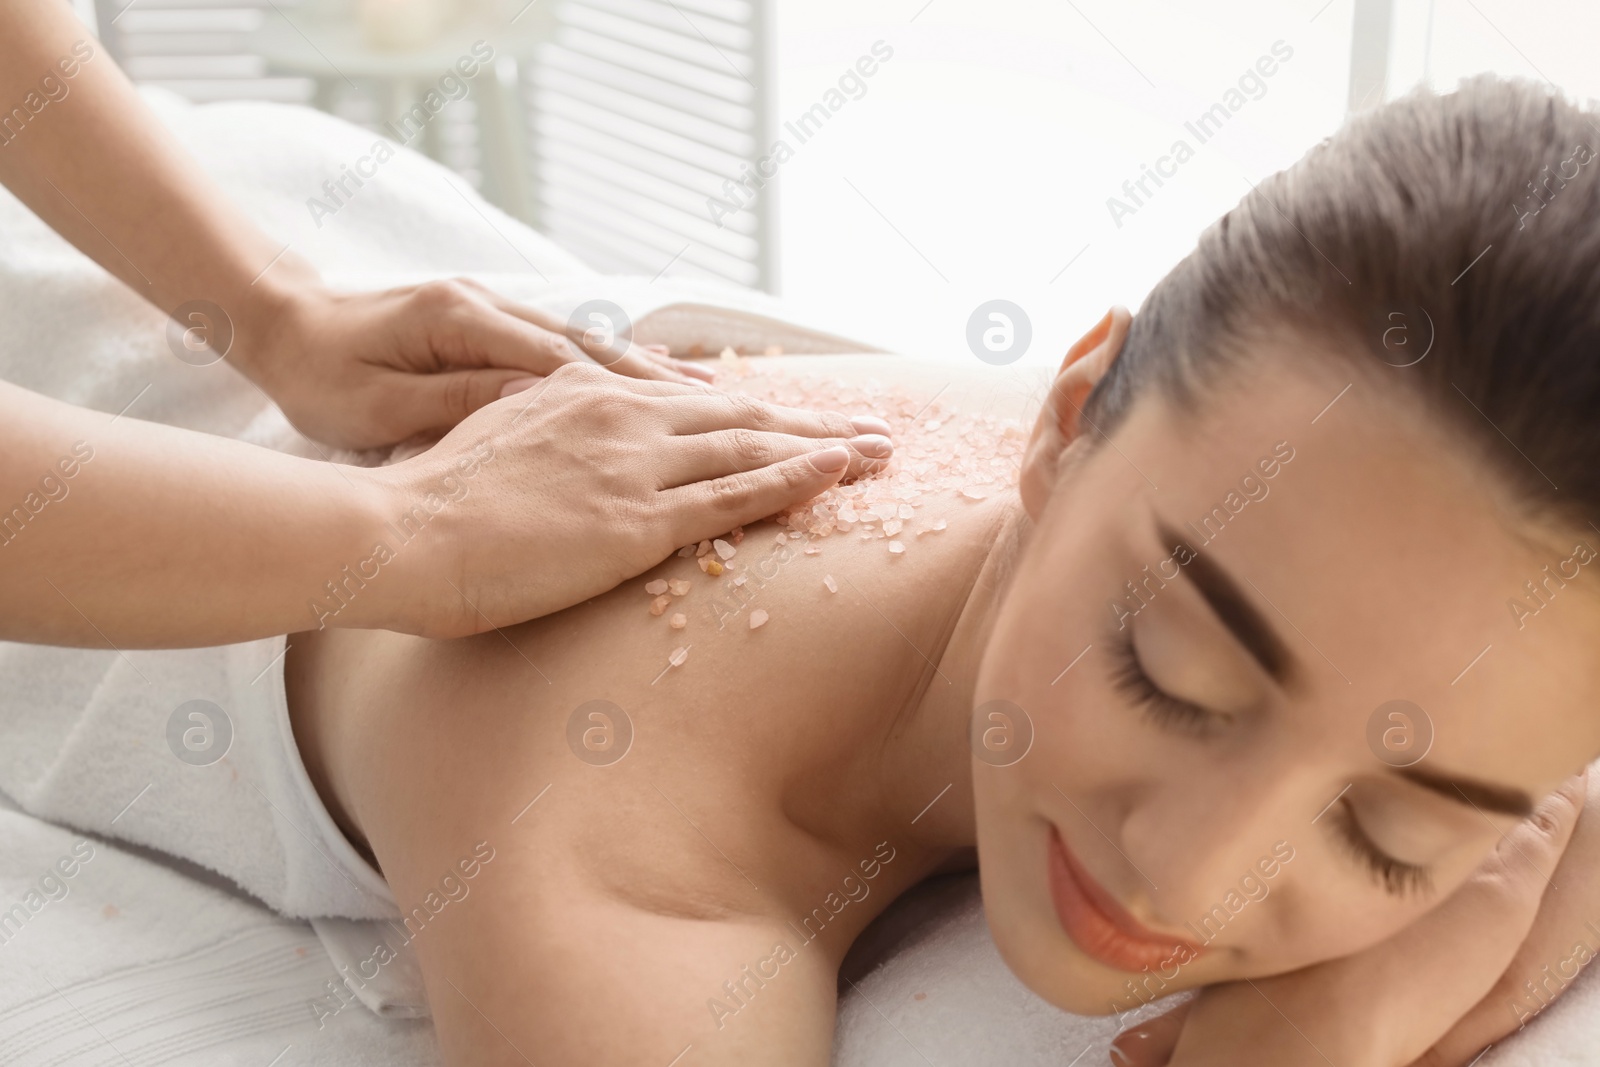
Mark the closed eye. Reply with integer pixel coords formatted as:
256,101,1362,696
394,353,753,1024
1108,630,1222,737
1326,799,1433,898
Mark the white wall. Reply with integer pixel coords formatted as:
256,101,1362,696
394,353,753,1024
771,0,1594,364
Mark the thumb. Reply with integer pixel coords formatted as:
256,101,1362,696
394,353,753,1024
396,369,539,435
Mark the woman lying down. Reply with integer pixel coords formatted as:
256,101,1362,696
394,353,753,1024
289,76,1600,1066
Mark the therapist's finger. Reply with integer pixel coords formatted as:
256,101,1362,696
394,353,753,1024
658,392,892,444
456,280,702,386
662,447,851,542
642,342,718,382
391,367,545,434
659,428,891,488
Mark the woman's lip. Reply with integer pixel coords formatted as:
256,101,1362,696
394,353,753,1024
1047,825,1203,973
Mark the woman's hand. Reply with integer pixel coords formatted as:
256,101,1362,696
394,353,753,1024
235,277,716,450
1110,772,1589,1067
359,361,893,635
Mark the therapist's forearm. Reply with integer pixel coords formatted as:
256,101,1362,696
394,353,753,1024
0,0,311,358
0,379,395,648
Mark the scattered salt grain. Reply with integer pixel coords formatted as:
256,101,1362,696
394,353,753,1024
898,504,915,519
669,646,690,667
713,538,736,560
838,507,859,524
677,545,696,558
961,486,990,500
668,579,691,596
650,595,671,615
889,541,906,555
883,519,903,537
670,613,687,629
823,575,838,594
749,609,769,629
696,540,712,557
645,579,669,595
698,557,725,576
803,544,821,555
732,575,747,587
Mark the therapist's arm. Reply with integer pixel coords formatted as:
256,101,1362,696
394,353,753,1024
0,364,880,648
0,0,712,449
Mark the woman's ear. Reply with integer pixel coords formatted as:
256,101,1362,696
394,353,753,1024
1019,306,1132,518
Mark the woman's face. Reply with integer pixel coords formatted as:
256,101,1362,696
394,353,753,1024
971,333,1600,1016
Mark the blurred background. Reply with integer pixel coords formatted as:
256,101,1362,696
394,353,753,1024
73,0,1600,361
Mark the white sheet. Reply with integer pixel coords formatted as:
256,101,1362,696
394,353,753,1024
0,88,1594,1066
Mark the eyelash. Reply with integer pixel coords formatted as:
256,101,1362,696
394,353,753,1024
1108,631,1219,736
1109,631,1434,899
1327,800,1434,898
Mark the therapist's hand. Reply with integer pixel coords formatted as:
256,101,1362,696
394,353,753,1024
236,277,714,451
362,362,891,635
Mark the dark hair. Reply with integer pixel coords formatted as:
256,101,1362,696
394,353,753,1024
1085,76,1600,532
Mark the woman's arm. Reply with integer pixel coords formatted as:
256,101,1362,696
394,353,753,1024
0,365,878,647
0,0,710,447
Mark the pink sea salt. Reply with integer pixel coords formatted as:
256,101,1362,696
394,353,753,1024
645,579,669,595
824,575,838,594
649,595,671,615
696,540,712,557
713,539,736,560
883,519,903,537
749,609,769,629
667,579,691,596
889,541,906,555
668,646,690,667
670,613,687,629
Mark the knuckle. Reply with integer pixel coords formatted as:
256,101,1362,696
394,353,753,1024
443,373,476,421
819,409,856,438
726,427,771,465
727,392,774,431
417,278,472,314
708,471,758,512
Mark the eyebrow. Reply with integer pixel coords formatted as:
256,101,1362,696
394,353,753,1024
1152,525,1537,820
1156,522,1293,683
1396,766,1535,818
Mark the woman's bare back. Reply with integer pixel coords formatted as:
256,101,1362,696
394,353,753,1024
285,355,1042,1065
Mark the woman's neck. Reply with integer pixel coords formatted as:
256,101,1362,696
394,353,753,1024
870,494,1029,851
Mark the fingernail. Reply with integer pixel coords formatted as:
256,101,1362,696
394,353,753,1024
499,375,543,398
647,343,671,355
850,414,891,436
849,433,893,459
808,446,850,473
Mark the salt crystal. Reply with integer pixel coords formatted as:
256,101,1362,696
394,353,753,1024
883,519,903,536
696,540,712,557
749,609,769,629
872,503,898,521
677,545,695,558
668,579,691,596
804,545,821,555
932,518,948,530
645,579,668,595
889,541,906,554
926,420,942,431
733,575,747,587
670,613,687,629
650,595,671,615
824,575,838,594
730,526,745,545
838,507,858,523
898,504,915,519
714,539,736,560
669,646,690,667
720,346,739,362
705,558,725,576
962,486,989,500
775,532,788,545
